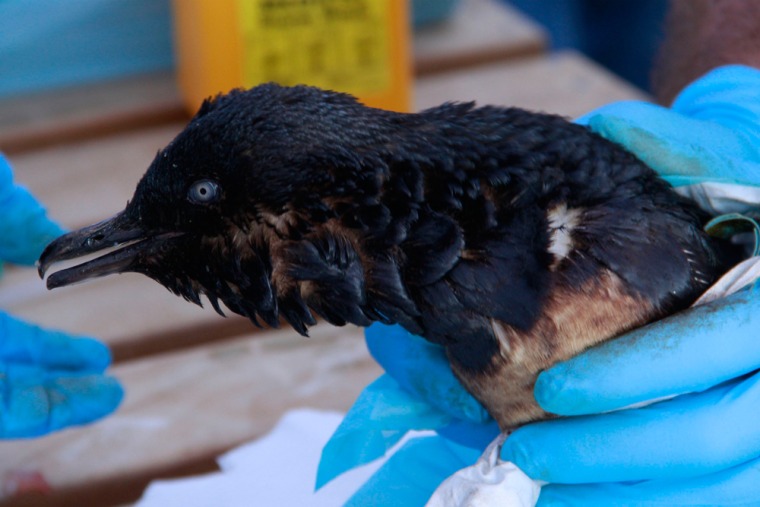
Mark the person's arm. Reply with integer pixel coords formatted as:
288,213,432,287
653,0,760,104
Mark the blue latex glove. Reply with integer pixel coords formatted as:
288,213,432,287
0,153,123,438
319,65,760,505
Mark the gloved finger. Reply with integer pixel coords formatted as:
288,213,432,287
576,66,760,188
364,323,490,423
0,312,111,373
0,374,124,438
345,434,478,507
586,109,760,188
535,289,760,416
538,454,760,506
317,374,456,489
436,417,501,451
504,373,760,484
0,154,65,266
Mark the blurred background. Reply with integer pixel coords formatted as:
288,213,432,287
0,0,665,100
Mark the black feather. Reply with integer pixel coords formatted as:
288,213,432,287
40,83,740,427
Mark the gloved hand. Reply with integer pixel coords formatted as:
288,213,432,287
0,153,123,438
318,64,760,505
501,64,760,505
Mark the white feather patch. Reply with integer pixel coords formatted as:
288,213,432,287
546,203,583,267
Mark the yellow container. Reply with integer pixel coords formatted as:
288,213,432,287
172,0,412,114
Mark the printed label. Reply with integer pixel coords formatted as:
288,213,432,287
237,0,391,95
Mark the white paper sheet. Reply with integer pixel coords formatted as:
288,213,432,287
136,408,426,506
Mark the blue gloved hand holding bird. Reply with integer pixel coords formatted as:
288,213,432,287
0,153,123,438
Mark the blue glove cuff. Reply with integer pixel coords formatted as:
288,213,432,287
674,65,760,146
577,65,760,189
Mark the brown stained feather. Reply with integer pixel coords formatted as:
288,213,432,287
268,236,295,296
273,220,366,299
451,268,656,429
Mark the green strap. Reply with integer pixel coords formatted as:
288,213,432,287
705,213,760,256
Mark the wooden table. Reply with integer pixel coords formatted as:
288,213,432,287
0,50,648,507
0,325,377,507
0,0,547,155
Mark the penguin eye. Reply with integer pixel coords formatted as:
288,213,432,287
188,179,221,204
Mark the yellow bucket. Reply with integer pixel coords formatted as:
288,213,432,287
172,0,412,114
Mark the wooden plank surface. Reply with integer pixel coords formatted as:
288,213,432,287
0,0,545,155
0,51,650,506
413,0,546,75
415,50,649,115
0,324,378,506
0,73,187,155
1,51,649,362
